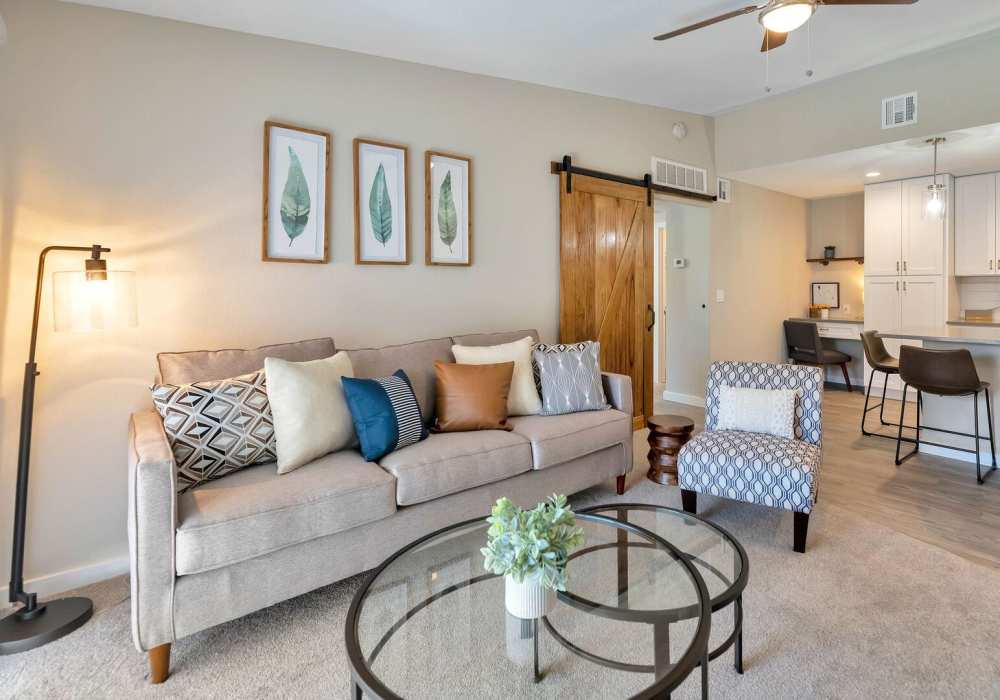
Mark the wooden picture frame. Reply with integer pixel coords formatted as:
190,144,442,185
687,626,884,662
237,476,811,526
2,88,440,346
425,151,473,266
262,121,331,263
811,282,840,309
353,138,410,265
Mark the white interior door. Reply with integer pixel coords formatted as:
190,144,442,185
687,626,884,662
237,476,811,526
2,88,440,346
902,177,945,276
864,181,903,276
954,173,997,276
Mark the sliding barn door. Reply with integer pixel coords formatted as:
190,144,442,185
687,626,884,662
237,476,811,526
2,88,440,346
558,173,653,430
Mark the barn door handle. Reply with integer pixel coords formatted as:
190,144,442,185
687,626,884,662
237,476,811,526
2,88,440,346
646,304,655,331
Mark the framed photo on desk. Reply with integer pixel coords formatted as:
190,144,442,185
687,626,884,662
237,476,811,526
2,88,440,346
811,282,840,309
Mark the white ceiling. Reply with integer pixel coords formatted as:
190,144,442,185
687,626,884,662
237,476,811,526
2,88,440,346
67,0,1000,115
729,122,1000,199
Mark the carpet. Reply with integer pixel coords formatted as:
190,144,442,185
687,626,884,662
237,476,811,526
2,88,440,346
2,472,1000,698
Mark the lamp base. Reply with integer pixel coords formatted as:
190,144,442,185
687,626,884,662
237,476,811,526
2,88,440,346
0,597,93,655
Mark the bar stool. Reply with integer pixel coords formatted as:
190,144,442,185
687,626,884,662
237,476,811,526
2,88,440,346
895,345,998,484
859,330,918,437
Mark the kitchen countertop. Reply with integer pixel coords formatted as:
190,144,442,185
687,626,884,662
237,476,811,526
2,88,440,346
878,325,1000,346
789,317,864,325
947,320,1000,328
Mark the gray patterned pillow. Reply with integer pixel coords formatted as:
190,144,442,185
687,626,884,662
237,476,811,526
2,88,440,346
532,342,610,415
151,370,276,492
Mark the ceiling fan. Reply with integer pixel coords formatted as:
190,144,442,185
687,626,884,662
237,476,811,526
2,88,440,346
654,0,919,52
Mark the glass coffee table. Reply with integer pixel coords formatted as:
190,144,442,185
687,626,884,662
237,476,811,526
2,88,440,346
346,505,746,699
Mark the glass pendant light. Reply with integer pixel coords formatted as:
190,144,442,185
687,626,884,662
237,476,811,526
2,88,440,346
925,137,947,218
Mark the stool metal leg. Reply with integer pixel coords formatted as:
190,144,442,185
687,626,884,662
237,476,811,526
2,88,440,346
879,371,890,425
861,369,876,435
974,391,982,484
986,387,997,474
895,384,920,465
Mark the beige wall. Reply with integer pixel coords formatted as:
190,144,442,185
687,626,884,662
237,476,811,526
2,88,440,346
715,29,1000,175
808,194,865,319
0,0,717,591
709,181,810,363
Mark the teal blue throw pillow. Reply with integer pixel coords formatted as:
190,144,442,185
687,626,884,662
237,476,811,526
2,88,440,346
341,370,428,461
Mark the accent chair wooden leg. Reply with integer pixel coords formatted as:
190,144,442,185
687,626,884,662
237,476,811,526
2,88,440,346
149,643,171,684
793,512,809,553
616,474,626,495
840,363,853,392
681,489,697,514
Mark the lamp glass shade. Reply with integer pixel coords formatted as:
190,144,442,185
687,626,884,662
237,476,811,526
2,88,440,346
760,3,814,33
52,270,137,332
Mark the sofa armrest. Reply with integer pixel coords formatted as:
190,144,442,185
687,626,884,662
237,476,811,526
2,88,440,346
128,410,177,651
602,372,633,416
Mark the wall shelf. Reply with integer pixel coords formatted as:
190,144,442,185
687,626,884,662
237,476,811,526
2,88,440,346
806,256,864,266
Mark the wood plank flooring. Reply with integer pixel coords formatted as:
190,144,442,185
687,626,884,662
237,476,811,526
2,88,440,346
655,387,1000,570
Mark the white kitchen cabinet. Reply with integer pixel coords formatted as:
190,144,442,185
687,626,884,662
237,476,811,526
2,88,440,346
863,276,938,395
902,177,946,276
864,277,902,330
954,173,998,277
900,276,944,327
864,181,903,276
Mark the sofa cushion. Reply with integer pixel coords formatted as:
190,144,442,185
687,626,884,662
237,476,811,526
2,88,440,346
451,329,540,348
677,430,820,514
156,337,335,385
507,409,631,470
345,337,454,424
378,431,532,506
175,450,395,575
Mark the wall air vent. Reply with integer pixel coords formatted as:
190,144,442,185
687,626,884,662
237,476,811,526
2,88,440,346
881,92,917,129
651,157,708,194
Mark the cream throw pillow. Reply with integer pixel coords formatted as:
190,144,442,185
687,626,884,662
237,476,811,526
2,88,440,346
265,352,356,474
452,336,542,416
716,385,797,440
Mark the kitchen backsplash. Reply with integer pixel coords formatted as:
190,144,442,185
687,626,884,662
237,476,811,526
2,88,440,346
956,278,1000,320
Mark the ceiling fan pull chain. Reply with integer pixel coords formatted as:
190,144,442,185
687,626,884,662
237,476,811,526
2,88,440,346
764,36,771,93
805,19,814,78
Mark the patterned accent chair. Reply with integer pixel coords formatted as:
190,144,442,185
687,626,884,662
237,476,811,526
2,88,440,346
677,361,824,553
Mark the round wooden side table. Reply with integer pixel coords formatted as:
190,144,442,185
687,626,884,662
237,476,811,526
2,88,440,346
646,415,695,486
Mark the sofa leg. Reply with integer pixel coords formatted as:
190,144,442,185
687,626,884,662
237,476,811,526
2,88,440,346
616,474,626,495
793,512,809,553
681,489,697,514
149,643,171,684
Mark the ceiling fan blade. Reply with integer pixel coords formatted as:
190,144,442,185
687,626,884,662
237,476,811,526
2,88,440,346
760,29,788,52
654,4,763,41
818,0,919,5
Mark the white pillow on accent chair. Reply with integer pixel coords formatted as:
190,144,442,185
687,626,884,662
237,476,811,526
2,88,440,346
452,336,542,416
265,351,356,474
716,385,797,439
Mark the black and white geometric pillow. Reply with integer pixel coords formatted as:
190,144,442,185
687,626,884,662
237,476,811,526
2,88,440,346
151,370,276,492
532,341,610,416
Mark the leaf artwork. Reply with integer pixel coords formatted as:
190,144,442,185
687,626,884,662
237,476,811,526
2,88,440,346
368,163,393,245
279,146,311,245
437,171,458,252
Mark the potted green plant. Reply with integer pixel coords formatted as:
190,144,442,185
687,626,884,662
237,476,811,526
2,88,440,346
481,494,585,619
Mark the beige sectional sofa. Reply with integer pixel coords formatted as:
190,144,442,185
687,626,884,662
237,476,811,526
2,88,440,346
128,329,633,682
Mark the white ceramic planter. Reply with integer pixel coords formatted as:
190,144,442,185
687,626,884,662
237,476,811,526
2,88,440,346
504,571,556,619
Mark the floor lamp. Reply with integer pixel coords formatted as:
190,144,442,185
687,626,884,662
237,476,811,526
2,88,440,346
0,244,136,654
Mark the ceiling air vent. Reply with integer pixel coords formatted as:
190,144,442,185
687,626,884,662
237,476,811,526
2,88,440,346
881,92,917,129
651,157,708,194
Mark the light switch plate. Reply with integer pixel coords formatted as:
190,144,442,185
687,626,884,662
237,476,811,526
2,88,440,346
715,289,725,302
672,258,687,269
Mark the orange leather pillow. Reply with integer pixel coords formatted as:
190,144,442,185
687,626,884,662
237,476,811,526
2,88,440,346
434,361,514,432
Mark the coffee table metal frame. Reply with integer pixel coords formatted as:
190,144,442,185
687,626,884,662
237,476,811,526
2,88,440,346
574,504,750,677
345,511,713,700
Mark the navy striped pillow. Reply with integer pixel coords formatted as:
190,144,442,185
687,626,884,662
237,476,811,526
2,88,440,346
341,370,428,461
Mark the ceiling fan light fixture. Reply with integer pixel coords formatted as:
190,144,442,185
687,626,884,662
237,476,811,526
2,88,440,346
760,2,815,34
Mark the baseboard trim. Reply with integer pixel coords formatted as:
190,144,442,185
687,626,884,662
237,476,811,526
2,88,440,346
915,442,998,467
661,391,705,408
0,555,129,608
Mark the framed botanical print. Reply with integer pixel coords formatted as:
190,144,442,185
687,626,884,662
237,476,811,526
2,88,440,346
262,121,330,263
354,138,410,265
425,151,472,266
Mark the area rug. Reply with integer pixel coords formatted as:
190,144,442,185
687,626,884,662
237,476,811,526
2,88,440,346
2,472,999,698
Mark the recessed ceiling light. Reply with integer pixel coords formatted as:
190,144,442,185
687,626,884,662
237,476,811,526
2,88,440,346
866,172,881,178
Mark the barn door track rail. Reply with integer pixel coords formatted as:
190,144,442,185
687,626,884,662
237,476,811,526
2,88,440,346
550,155,717,205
